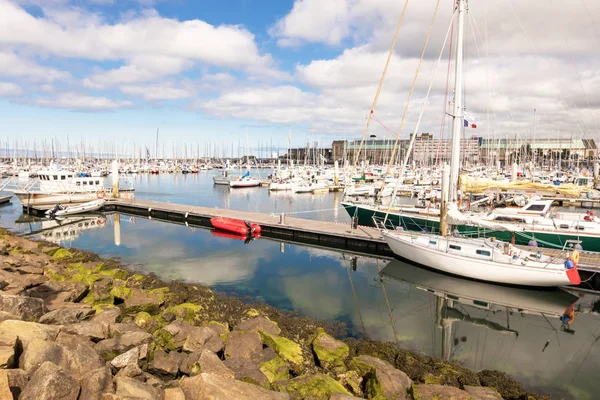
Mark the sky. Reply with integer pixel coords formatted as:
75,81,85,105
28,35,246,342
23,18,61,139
0,0,599,156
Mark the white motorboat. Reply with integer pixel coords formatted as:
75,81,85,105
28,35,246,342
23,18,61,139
46,199,106,218
292,182,329,193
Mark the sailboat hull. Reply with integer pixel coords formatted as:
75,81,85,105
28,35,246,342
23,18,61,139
381,231,575,287
344,203,600,252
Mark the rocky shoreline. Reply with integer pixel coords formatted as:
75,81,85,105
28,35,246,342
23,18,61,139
0,228,549,400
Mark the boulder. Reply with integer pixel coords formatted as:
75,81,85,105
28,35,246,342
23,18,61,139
109,322,145,337
123,288,165,314
349,355,412,400
259,331,304,373
0,270,47,293
180,373,290,400
20,361,80,400
273,373,351,400
193,349,235,379
63,321,108,342
24,281,88,310
95,331,152,359
38,305,95,324
0,342,16,368
148,350,185,379
182,326,218,353
55,331,95,347
0,311,19,323
80,366,115,400
257,356,290,384
0,320,60,349
225,330,262,359
204,321,228,336
235,316,281,336
110,346,140,370
164,387,186,400
204,335,225,354
0,294,46,321
312,328,349,373
19,337,104,376
330,395,363,400
114,377,164,400
411,384,471,400
224,357,270,386
0,371,12,400
91,307,122,324
5,368,27,399
464,385,503,400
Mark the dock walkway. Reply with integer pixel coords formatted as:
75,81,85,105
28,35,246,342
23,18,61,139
104,198,600,276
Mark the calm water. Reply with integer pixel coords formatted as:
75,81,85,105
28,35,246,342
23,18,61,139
1,172,599,399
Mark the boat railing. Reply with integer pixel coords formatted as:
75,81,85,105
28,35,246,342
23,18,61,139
372,215,399,231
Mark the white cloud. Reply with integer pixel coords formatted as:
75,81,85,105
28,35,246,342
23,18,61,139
121,82,194,101
0,82,22,96
0,51,70,82
34,92,134,110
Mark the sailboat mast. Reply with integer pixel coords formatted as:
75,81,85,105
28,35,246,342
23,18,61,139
449,0,466,202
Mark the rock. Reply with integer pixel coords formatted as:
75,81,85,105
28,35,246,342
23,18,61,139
411,384,471,400
95,331,152,359
204,335,225,354
63,321,108,341
180,373,290,400
55,331,95,347
123,288,165,314
24,281,89,310
81,366,115,400
114,377,164,399
259,331,304,373
91,307,122,324
350,355,412,400
0,270,47,293
163,303,201,323
312,328,349,373
0,320,60,349
20,361,80,400
110,346,140,370
273,373,351,400
0,311,19,323
38,305,95,324
0,343,16,368
464,385,504,400
235,316,281,336
0,294,46,321
225,330,262,359
15,266,44,275
0,371,12,400
148,350,185,379
224,357,270,386
477,370,526,399
193,349,235,379
258,356,289,384
20,337,104,376
329,395,363,400
182,326,217,353
134,311,152,328
164,387,186,400
204,320,228,336
337,370,362,396
109,322,145,337
5,369,27,399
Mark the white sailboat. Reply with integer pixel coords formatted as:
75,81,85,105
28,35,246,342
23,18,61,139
377,0,580,287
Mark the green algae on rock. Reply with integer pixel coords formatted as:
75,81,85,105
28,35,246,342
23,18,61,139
273,373,351,400
259,331,304,372
312,327,349,373
259,356,290,383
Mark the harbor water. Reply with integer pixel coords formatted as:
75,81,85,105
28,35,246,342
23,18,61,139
1,172,599,400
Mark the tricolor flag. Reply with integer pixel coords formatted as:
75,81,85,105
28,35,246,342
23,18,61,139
464,111,477,128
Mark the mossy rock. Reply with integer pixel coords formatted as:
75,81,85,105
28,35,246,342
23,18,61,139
51,248,72,260
68,263,101,286
259,356,290,383
246,308,260,317
152,328,178,352
110,285,132,300
135,312,152,328
99,268,130,281
274,374,351,400
312,328,349,373
163,303,202,324
259,331,304,373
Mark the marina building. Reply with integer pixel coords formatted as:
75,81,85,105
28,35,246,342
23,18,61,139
479,138,597,166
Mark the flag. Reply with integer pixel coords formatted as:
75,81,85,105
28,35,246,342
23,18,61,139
464,111,477,128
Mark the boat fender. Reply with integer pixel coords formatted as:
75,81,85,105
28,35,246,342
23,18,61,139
96,190,106,199
536,251,542,259
571,250,580,265
564,259,575,270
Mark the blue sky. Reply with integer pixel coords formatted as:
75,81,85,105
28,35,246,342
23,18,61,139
0,0,598,157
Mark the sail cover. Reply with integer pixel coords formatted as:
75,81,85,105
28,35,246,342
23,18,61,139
446,203,523,232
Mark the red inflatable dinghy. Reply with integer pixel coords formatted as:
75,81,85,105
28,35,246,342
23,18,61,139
211,230,261,241
210,217,261,236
